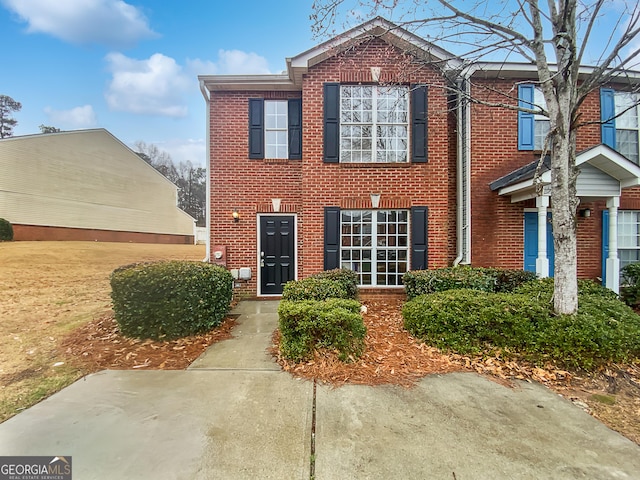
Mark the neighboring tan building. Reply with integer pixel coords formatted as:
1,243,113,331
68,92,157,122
199,17,640,297
0,128,195,243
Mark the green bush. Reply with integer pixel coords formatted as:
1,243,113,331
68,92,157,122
513,278,619,301
110,261,233,340
620,263,640,308
312,268,359,299
403,266,497,299
278,299,365,362
492,269,538,292
0,218,13,241
282,277,350,301
403,286,640,370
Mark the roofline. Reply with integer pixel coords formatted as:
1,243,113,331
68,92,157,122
198,74,299,92
467,62,640,82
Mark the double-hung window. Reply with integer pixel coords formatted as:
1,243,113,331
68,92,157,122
340,209,409,286
618,210,640,276
614,92,640,164
248,98,302,160
340,85,409,163
601,89,640,164
518,84,549,151
265,101,288,159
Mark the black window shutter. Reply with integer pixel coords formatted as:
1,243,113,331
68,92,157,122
410,206,428,270
324,83,340,163
288,98,302,160
248,98,264,159
411,85,428,163
324,207,341,269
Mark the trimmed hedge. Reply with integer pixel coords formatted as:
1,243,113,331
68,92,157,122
312,268,359,299
282,277,350,301
403,282,640,370
0,218,13,241
110,261,233,340
278,299,366,362
403,266,536,299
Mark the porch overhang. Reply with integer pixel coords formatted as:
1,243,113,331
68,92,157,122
489,144,640,202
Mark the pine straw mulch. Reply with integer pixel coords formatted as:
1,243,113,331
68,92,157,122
60,314,237,371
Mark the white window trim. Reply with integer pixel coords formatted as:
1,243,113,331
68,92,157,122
614,92,640,164
339,85,409,163
264,100,288,159
340,209,409,287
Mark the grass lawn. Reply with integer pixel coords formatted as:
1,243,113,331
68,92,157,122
0,241,206,422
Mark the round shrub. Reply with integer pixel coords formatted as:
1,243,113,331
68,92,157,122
110,261,233,340
282,277,350,301
312,268,359,299
278,298,365,362
620,263,640,308
0,218,13,241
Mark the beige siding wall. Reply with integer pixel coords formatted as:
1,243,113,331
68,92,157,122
0,129,194,236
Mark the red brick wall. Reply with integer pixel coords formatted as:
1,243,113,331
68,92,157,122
13,224,193,244
470,78,640,279
209,38,457,296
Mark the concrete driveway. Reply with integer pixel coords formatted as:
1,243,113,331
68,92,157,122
1,301,639,479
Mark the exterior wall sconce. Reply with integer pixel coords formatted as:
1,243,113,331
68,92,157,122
579,208,591,218
370,193,381,209
232,209,240,222
272,198,281,212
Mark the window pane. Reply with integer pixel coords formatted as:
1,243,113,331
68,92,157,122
340,85,408,163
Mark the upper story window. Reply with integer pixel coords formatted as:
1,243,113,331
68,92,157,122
323,83,427,164
533,87,550,151
340,85,409,163
518,84,549,151
248,98,302,160
601,89,640,164
265,100,288,159
614,92,639,164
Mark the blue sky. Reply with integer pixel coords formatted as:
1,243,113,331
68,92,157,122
0,0,316,166
1,1,637,167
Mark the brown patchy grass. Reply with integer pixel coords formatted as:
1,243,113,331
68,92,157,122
0,241,207,422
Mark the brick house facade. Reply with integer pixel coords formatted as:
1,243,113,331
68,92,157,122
199,18,640,297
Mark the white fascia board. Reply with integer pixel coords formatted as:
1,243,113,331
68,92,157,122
497,170,551,197
578,144,640,183
198,74,299,91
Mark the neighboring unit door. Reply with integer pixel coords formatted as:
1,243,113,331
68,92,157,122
524,212,555,276
260,215,295,295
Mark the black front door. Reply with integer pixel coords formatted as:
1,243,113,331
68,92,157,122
260,215,295,295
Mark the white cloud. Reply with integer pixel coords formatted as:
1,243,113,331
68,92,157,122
105,52,191,117
1,0,156,47
44,105,97,128
187,49,271,75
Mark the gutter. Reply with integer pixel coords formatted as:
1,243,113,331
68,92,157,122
199,79,211,263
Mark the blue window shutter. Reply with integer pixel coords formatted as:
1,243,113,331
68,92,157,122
248,98,264,159
518,84,535,151
411,85,428,163
288,98,302,160
602,209,609,286
410,206,428,270
324,207,340,269
323,83,340,163
601,88,616,149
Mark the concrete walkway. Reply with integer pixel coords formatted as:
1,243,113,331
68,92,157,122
1,301,639,479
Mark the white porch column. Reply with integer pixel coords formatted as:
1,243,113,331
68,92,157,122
536,195,550,278
606,197,620,294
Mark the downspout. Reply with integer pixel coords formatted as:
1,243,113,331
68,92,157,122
199,79,211,262
453,75,472,266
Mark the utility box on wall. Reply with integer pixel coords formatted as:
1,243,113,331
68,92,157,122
212,245,227,267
